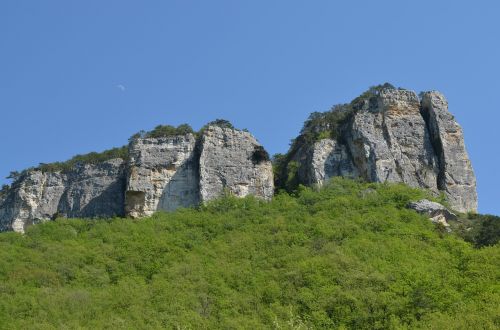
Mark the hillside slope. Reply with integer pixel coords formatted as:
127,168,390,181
0,179,498,329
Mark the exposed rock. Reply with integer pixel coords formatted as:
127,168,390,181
0,124,274,232
420,92,477,212
287,87,476,212
0,85,477,232
294,139,358,186
346,89,440,190
0,159,126,233
125,134,199,218
408,199,457,228
199,126,274,202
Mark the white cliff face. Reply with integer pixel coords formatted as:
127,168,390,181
0,125,275,232
0,86,477,232
0,159,126,233
347,89,440,191
199,126,274,202
420,92,477,212
295,139,358,186
290,88,477,213
125,134,199,218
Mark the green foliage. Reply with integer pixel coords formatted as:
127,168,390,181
454,213,500,248
272,153,300,193
252,145,270,164
37,146,129,173
0,184,9,197
199,119,236,133
134,123,195,139
6,171,20,180
299,83,396,146
0,178,498,329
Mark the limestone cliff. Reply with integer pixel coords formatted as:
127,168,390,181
0,124,274,232
284,86,477,213
199,126,274,202
125,134,199,218
0,159,126,233
0,85,479,232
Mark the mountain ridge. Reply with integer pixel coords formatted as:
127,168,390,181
0,84,478,232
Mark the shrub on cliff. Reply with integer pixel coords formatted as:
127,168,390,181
37,146,129,173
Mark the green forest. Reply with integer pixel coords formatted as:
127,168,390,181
0,178,498,329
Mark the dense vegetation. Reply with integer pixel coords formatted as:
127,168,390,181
0,178,498,329
35,146,129,173
130,124,195,140
0,184,9,198
453,213,500,248
273,83,397,193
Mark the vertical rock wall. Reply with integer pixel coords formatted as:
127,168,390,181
420,92,477,212
0,159,126,233
294,139,357,186
199,126,274,202
346,89,440,191
125,134,199,218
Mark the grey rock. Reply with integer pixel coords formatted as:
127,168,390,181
408,199,457,228
0,159,125,233
420,91,477,212
0,125,275,232
199,126,274,202
290,88,477,213
346,89,440,191
125,134,199,218
294,138,358,186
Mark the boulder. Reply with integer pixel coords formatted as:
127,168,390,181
408,199,457,228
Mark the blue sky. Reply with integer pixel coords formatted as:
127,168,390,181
1,1,499,214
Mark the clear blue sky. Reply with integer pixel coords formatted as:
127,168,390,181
1,1,498,214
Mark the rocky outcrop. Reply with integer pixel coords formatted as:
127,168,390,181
0,85,478,232
289,87,477,212
408,199,457,229
0,159,126,233
0,124,274,232
125,134,199,218
199,126,274,202
347,89,440,191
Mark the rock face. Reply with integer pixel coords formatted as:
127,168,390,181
347,89,440,191
294,139,358,186
0,125,274,232
199,126,274,202
0,159,126,233
290,88,477,212
0,86,478,232
125,134,199,218
420,92,477,213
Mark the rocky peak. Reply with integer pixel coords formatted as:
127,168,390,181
280,85,477,213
